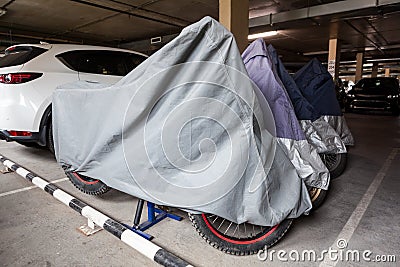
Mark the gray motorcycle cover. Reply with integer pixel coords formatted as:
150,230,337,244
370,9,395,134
53,17,311,226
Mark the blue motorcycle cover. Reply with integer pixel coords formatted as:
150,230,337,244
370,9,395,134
294,58,354,146
267,45,351,153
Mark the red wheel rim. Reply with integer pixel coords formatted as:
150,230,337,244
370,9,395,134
201,214,279,245
73,172,99,185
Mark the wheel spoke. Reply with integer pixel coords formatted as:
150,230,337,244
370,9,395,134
232,224,239,236
212,216,219,224
224,221,233,235
217,219,225,230
204,214,271,240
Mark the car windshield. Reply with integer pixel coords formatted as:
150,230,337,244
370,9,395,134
354,78,399,95
0,46,47,68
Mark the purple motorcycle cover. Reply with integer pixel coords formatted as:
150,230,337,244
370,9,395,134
242,39,329,190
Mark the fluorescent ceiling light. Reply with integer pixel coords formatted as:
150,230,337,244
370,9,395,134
304,47,378,56
367,58,400,62
248,31,278,40
341,60,357,64
303,51,328,56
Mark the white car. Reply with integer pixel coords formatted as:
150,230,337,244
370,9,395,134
0,43,147,152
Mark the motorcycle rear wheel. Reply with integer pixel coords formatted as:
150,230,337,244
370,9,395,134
189,214,292,255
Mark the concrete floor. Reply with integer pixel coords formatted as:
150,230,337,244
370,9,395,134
0,113,399,267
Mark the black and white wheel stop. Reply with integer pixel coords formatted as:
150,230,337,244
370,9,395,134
0,155,192,267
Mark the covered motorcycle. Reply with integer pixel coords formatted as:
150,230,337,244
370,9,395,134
266,45,354,178
53,17,311,255
242,38,330,208
294,58,354,147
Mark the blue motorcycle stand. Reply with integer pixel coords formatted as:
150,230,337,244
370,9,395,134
123,199,183,240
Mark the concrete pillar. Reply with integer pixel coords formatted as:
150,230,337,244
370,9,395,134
328,38,340,80
355,52,364,82
219,0,249,53
385,68,390,77
371,63,378,78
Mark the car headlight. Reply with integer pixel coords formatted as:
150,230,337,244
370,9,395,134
348,94,355,98
387,95,399,99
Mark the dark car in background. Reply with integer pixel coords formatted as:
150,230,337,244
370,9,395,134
345,77,400,115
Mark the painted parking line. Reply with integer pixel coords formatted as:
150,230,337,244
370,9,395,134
320,148,399,267
0,177,69,197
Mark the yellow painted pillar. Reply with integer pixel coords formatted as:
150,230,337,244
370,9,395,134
371,63,378,78
328,38,340,80
355,52,364,82
385,68,390,77
219,0,249,53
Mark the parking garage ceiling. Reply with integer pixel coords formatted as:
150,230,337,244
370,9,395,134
0,0,400,75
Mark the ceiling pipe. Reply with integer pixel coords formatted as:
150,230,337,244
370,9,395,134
106,0,189,26
1,0,14,9
364,17,389,45
47,0,188,42
344,20,385,54
69,0,188,28
249,0,400,27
